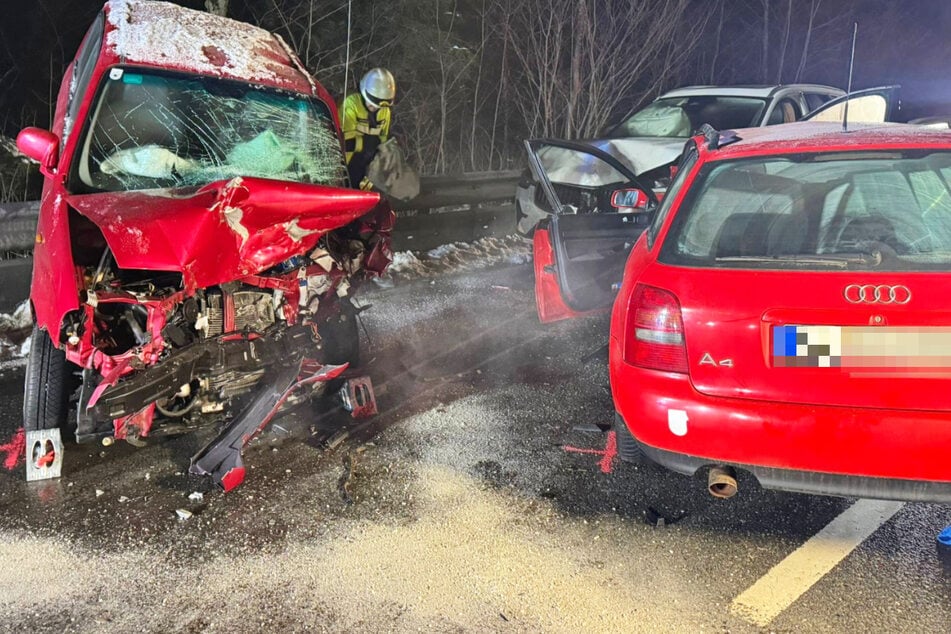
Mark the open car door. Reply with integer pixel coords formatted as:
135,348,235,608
524,139,659,323
803,85,901,124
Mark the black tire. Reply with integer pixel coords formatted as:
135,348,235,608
614,412,645,463
23,324,71,432
319,301,361,368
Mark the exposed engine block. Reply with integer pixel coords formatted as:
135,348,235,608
204,289,277,337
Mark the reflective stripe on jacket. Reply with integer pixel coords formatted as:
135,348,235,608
340,93,391,164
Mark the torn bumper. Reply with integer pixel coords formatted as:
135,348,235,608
190,361,347,491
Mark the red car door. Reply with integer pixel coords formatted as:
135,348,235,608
524,139,658,322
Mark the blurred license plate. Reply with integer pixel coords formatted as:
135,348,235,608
772,325,951,368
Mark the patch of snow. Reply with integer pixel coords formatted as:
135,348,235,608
106,0,290,84
0,301,31,333
0,300,32,363
386,235,531,281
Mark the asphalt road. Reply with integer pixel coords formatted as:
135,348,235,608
0,263,949,632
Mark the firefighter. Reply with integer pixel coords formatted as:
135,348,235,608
341,68,396,190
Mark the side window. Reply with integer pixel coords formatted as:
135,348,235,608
808,94,888,124
766,98,802,125
805,92,834,113
65,11,106,134
647,147,697,249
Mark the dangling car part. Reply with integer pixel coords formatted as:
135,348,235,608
17,1,394,490
189,358,348,492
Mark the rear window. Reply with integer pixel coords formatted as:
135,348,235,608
659,151,951,271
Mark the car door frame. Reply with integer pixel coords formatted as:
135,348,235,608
524,138,660,322
802,85,901,123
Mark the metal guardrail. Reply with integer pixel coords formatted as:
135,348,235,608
0,201,39,253
0,171,522,253
391,170,522,213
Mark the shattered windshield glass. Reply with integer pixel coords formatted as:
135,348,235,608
71,68,346,192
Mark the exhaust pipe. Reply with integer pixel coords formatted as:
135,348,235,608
707,466,738,499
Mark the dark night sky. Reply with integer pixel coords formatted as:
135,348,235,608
2,0,951,135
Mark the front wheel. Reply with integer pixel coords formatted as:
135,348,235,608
23,324,71,432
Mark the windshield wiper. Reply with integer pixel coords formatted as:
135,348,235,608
715,252,882,268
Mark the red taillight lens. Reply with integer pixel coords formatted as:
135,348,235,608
624,284,688,373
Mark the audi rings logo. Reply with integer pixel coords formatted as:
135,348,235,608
844,284,912,305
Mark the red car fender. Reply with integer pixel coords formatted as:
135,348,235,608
32,189,81,346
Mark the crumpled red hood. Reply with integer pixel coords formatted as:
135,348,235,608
67,177,381,290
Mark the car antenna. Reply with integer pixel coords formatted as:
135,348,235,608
843,22,858,132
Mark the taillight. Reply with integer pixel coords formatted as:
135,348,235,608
624,284,688,373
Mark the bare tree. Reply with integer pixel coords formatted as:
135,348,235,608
761,0,770,82
708,0,725,84
501,0,705,140
794,0,822,82
775,0,793,83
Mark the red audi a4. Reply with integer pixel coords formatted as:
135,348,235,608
530,121,951,502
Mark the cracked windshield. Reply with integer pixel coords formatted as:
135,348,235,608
72,68,346,192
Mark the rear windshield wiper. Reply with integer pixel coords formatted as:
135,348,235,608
715,252,882,268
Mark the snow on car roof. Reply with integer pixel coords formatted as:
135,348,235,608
104,0,314,93
711,122,951,157
661,84,842,99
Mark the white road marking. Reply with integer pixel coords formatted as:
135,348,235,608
730,499,904,627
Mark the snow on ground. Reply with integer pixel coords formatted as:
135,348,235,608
0,301,30,364
385,234,531,281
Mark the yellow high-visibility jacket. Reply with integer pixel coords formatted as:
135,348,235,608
340,93,391,187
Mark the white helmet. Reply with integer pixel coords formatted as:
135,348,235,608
359,68,396,108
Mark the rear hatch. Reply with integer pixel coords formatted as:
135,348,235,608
653,145,951,412
657,268,951,411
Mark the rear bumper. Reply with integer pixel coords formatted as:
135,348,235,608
609,338,951,502
634,439,951,503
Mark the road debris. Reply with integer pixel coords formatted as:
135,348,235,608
645,507,666,527
338,453,354,504
644,506,689,527
95,489,105,497
572,423,609,434
188,492,204,503
325,429,350,451
176,508,193,521
338,376,378,418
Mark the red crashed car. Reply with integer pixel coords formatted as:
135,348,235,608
16,1,393,490
530,121,951,503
